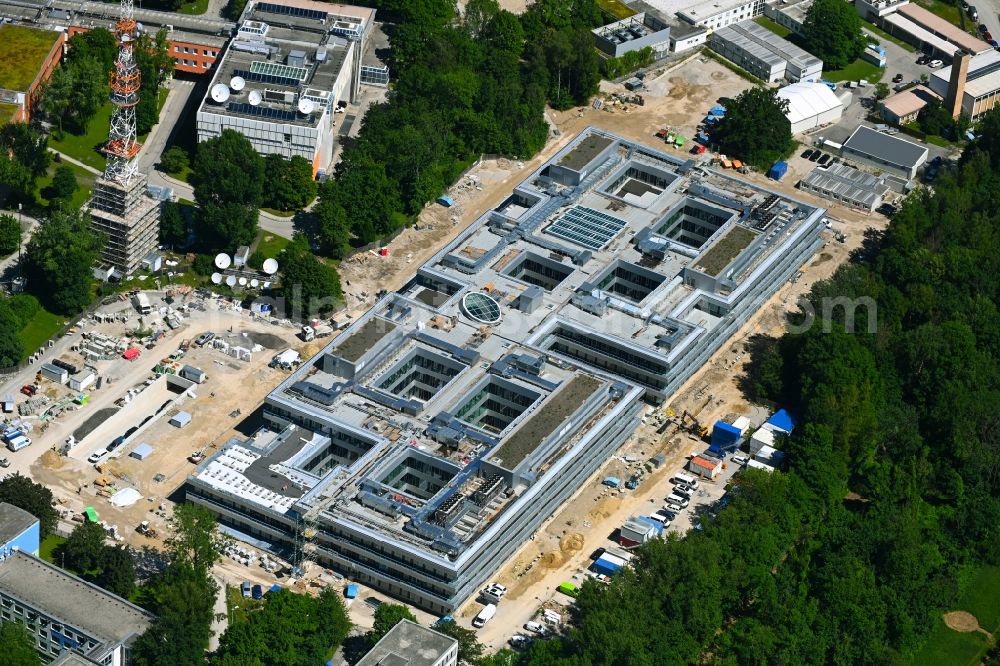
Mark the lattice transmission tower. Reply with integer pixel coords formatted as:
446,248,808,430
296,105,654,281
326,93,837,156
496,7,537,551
104,0,142,185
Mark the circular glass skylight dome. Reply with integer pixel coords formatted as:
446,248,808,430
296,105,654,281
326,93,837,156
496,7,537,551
462,291,502,325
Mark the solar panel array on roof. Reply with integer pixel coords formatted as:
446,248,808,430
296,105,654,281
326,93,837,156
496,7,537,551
546,206,626,250
233,68,300,87
256,1,327,20
251,60,308,81
227,102,299,121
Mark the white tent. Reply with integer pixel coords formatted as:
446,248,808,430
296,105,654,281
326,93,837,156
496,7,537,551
777,82,843,134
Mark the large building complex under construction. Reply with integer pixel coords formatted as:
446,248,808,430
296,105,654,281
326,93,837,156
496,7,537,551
185,129,827,613
195,0,375,175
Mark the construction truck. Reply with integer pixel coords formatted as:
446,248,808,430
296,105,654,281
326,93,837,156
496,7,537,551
300,321,334,341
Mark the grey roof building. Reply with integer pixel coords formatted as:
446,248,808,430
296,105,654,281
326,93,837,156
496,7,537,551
0,551,154,664
184,128,827,615
799,162,890,211
709,20,822,83
357,620,458,666
840,126,929,179
0,503,39,548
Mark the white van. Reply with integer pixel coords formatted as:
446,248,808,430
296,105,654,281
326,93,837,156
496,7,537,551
671,473,698,489
472,603,497,628
667,493,690,508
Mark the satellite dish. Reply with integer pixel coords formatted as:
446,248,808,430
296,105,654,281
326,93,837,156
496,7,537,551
136,22,143,32
226,275,237,287
211,273,222,284
248,90,263,106
214,253,232,269
238,277,248,286
263,281,271,289
298,98,315,115
230,76,246,91
250,278,259,287
210,83,230,104
262,258,279,275
121,33,131,43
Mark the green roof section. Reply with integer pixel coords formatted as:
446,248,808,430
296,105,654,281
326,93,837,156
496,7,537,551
695,226,758,277
334,317,397,362
0,102,20,125
0,24,61,93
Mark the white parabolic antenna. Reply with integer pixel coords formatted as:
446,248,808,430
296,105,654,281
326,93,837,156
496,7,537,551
298,98,315,115
250,278,259,287
211,83,230,103
263,281,271,289
211,273,222,284
262,258,279,275
214,253,232,269
230,75,246,91
238,277,248,286
226,275,237,287
248,90,263,106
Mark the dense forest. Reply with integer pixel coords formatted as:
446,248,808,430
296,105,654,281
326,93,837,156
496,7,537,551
516,113,1000,664
312,0,603,257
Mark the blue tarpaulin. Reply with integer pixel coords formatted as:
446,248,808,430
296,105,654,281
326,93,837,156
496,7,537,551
268,584,282,594
345,584,359,599
767,409,794,434
696,132,710,144
710,105,726,116
636,516,664,534
436,195,454,207
703,115,719,124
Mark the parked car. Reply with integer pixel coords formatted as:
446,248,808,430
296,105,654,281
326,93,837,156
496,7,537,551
731,455,749,466
985,31,993,41
241,581,252,597
20,384,36,397
524,621,545,634
809,151,821,162
664,500,684,513
510,635,532,649
818,153,831,165
876,203,897,217
650,510,673,526
991,39,999,49
675,482,695,494
928,59,943,68
88,449,109,464
195,332,215,346
251,584,263,600
106,435,125,452
801,148,814,159
979,23,988,34
916,54,930,65
892,73,904,83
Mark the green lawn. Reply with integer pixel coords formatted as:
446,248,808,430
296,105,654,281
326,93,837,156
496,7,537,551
254,231,291,260
49,88,170,172
38,534,67,564
19,307,66,359
176,0,209,14
863,21,917,53
911,565,1000,666
226,584,264,626
35,161,95,211
754,16,793,39
823,59,885,83
261,207,296,217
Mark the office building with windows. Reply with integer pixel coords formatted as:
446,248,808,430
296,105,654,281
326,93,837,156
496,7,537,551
0,551,153,665
195,0,374,175
185,129,827,614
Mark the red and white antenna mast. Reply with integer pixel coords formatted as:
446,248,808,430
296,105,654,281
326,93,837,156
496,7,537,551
103,0,141,185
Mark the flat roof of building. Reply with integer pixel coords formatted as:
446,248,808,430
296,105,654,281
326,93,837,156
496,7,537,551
357,620,457,666
800,162,889,208
882,12,960,57
0,502,38,543
0,552,154,645
933,49,1000,99
0,24,60,92
713,20,821,71
881,84,939,117
843,125,928,168
675,0,756,22
896,3,989,54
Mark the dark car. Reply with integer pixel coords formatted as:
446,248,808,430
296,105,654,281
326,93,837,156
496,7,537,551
992,39,1000,49
801,148,814,159
106,435,125,452
809,151,821,162
979,23,988,34
818,153,831,165
892,73,904,83
916,55,930,65
931,155,944,167
986,31,994,42
877,203,897,217
252,584,263,600
829,157,840,166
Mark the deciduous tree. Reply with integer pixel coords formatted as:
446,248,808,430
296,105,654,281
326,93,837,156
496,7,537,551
802,0,867,70
22,208,101,314
713,87,794,169
0,621,39,666
0,473,59,537
192,130,263,250
61,520,107,573
0,213,21,257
